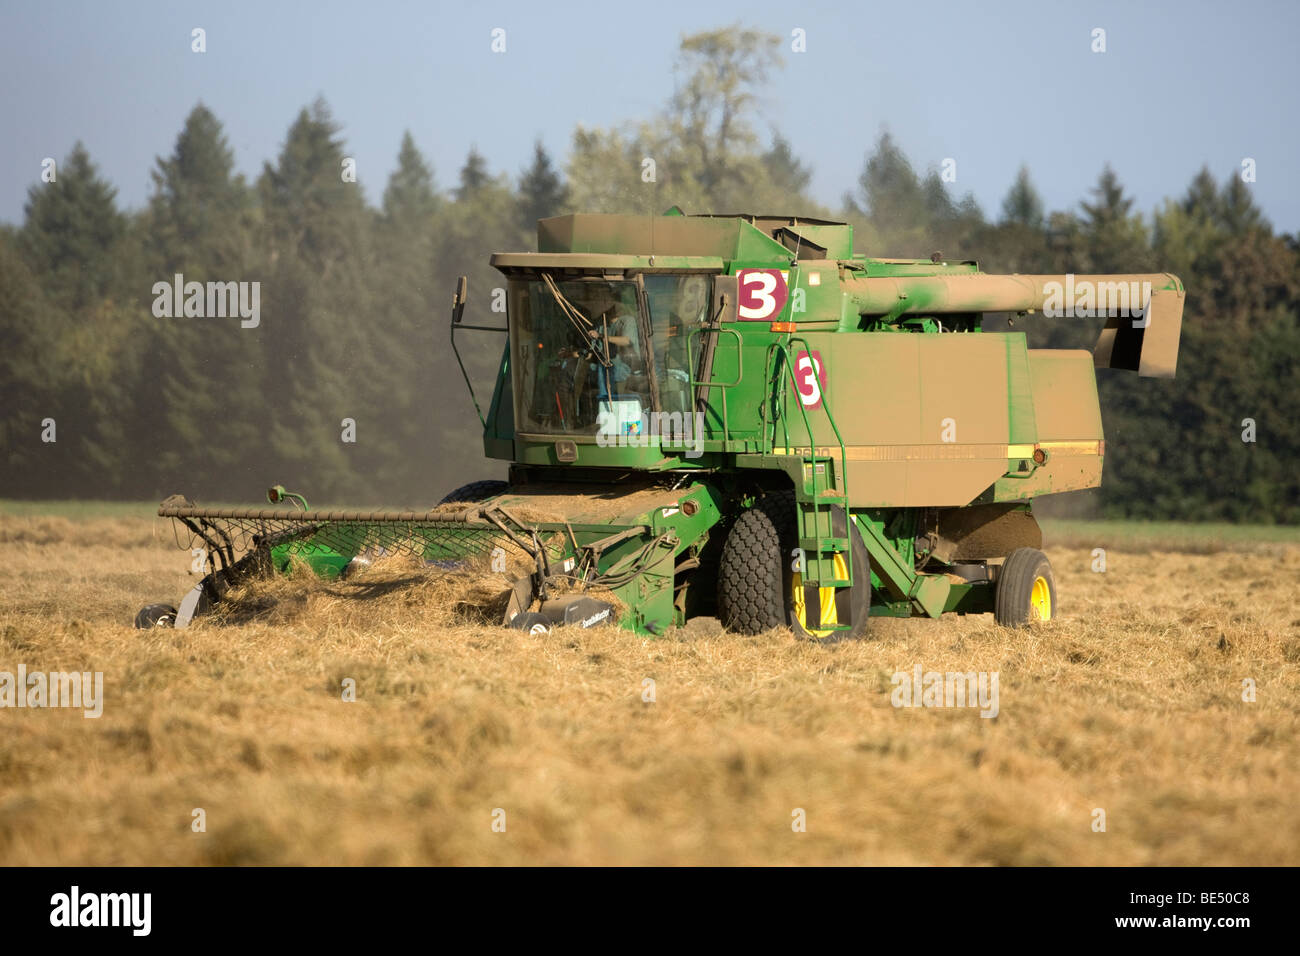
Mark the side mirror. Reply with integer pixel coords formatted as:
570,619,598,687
451,275,468,325
711,274,737,325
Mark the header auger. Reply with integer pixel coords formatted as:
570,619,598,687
141,210,1184,638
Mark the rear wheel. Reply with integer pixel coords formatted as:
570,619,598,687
994,547,1056,626
438,480,508,505
718,492,870,640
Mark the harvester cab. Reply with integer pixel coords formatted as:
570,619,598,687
144,210,1184,640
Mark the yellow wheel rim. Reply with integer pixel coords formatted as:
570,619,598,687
1030,575,1052,620
792,552,848,638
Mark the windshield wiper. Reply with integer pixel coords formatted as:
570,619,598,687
542,274,613,368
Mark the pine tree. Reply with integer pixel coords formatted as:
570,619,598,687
761,135,812,199
257,98,377,500
0,235,63,494
517,140,568,232
382,131,439,229
1080,165,1133,225
373,132,444,501
147,104,251,268
1000,166,1045,228
1219,174,1266,236
137,103,261,497
456,148,491,201
845,132,930,253
1181,166,1220,221
19,142,126,309
15,143,142,494
1078,164,1151,273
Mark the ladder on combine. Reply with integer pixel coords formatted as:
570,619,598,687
765,339,854,627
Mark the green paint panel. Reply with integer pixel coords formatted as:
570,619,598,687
1004,333,1038,445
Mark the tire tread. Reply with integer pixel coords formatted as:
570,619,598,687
995,547,1056,627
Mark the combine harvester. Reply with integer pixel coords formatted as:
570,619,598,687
140,211,1183,638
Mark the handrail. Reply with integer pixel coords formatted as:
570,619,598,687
763,337,853,597
686,327,743,388
785,336,849,479
685,327,743,447
763,339,848,469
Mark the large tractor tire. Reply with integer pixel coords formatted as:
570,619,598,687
717,491,871,641
438,480,508,505
994,547,1057,627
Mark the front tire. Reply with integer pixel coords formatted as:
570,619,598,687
994,547,1056,626
717,492,870,640
438,480,508,505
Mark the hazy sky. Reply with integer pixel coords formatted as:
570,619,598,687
2,0,1297,234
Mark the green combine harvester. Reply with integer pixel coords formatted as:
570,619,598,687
140,211,1184,638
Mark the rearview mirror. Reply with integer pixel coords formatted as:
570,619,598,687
711,274,737,325
451,275,468,325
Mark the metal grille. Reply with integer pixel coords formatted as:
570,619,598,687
161,505,518,564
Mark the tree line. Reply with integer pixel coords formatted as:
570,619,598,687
0,27,1295,521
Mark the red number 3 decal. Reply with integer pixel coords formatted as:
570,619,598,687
794,350,826,409
736,269,789,321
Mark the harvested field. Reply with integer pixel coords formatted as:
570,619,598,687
1,505,1297,865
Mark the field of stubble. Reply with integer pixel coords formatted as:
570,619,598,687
1,506,1298,866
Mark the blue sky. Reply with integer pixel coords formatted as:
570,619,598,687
1,0,1297,232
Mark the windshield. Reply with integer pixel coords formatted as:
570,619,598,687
643,273,711,417
508,273,714,436
510,277,649,435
